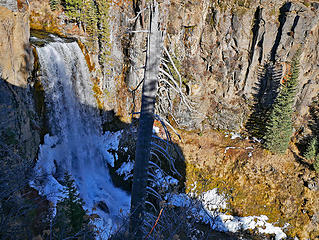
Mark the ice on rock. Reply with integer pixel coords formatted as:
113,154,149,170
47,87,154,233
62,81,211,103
30,41,130,238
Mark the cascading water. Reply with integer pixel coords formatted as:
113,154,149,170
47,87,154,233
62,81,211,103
31,40,130,237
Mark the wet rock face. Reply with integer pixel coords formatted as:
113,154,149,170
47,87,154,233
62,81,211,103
164,0,319,130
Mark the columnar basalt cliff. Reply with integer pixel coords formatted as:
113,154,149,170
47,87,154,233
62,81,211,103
27,0,319,132
164,0,319,130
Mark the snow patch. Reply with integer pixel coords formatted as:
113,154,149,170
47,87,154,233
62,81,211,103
116,162,134,181
153,126,160,134
152,169,179,190
224,146,239,153
252,137,262,143
200,189,227,210
100,130,122,167
29,134,65,205
167,190,287,240
230,132,242,140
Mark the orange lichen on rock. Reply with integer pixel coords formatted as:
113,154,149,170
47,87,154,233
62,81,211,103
77,40,95,72
17,0,28,11
92,78,104,110
114,64,134,123
281,62,292,85
29,0,85,37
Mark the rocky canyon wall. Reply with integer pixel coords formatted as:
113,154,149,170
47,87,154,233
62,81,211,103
0,0,40,161
27,0,319,133
164,0,319,131
0,0,319,238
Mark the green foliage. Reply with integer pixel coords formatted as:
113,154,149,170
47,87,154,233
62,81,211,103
63,0,84,23
314,156,319,173
49,0,61,11
167,54,183,82
83,2,99,41
245,61,282,140
304,93,319,172
2,128,18,145
263,53,300,153
50,0,112,68
53,172,95,239
304,137,317,160
95,0,112,69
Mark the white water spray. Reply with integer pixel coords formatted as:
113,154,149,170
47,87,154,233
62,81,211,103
31,41,130,237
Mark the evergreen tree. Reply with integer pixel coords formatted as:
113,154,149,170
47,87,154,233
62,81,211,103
314,156,319,173
304,137,317,160
245,61,281,139
263,52,300,153
53,172,94,239
49,0,61,11
304,93,319,171
83,2,99,40
64,0,84,24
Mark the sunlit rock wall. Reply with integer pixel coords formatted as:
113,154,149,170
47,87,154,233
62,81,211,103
0,0,18,12
0,2,31,87
164,0,319,130
0,0,40,160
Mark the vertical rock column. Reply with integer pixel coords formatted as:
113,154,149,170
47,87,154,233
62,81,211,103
0,0,40,161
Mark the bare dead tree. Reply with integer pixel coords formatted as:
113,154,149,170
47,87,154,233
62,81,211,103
156,43,204,128
129,1,164,239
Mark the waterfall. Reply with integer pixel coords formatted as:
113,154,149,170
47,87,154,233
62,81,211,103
31,41,130,237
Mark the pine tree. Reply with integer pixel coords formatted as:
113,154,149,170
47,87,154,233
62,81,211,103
304,137,317,160
83,2,99,41
53,172,94,239
245,61,281,139
263,52,300,153
305,94,319,171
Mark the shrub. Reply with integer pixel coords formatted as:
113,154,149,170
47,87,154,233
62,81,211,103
304,137,317,160
314,156,319,173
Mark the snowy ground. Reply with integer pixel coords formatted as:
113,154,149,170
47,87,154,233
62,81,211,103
115,153,287,240
32,126,287,240
166,190,287,240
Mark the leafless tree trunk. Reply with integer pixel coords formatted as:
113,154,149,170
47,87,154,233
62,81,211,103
129,1,163,239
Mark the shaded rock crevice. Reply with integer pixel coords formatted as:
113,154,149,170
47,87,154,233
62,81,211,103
270,2,291,62
243,6,263,91
165,0,319,131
